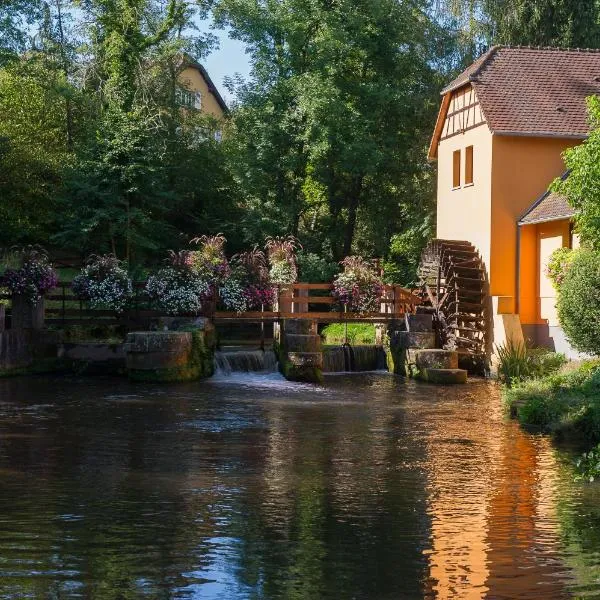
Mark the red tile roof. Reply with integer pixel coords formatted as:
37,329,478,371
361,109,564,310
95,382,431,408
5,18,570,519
443,46,600,138
518,172,575,224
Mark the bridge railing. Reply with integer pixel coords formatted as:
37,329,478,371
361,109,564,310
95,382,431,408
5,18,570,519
213,283,420,323
0,282,420,328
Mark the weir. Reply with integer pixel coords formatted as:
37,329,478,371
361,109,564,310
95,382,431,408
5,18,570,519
322,345,387,373
214,348,278,375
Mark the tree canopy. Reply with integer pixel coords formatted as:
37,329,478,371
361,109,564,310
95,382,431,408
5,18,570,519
2,0,600,281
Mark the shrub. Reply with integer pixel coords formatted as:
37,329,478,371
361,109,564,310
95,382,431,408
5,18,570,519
575,443,600,482
496,340,529,385
496,340,566,386
505,360,600,444
557,249,600,355
545,246,573,288
72,254,132,312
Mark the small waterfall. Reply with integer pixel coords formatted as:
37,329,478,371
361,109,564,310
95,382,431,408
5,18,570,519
214,348,278,375
322,345,387,373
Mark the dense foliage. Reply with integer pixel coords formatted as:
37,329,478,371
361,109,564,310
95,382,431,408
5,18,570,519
546,247,573,289
557,250,600,355
505,360,600,445
495,340,566,387
554,98,600,248
2,1,599,280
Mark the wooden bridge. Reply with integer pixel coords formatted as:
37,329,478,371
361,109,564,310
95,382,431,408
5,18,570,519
214,284,420,324
1,282,420,328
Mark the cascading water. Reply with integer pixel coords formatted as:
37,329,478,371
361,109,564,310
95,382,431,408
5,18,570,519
214,348,278,376
322,345,387,373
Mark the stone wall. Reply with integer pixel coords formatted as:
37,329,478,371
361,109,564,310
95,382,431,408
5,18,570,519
0,330,62,375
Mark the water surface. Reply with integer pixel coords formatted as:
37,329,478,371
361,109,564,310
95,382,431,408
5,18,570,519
0,374,599,599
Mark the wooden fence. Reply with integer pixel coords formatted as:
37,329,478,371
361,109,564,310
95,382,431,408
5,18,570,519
0,282,420,328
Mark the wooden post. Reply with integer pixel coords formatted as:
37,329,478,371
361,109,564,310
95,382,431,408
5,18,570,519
393,285,404,319
62,282,67,327
260,303,265,351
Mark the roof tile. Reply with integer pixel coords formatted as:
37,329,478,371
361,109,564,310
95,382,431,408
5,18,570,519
445,47,600,137
519,173,575,224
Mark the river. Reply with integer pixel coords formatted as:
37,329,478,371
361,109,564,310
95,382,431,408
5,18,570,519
0,373,599,599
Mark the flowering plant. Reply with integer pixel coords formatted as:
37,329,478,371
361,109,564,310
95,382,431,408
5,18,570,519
1,246,58,305
146,267,211,315
225,248,275,310
219,277,249,312
243,284,275,309
71,254,132,312
546,247,573,288
190,234,230,286
332,256,384,313
265,235,300,285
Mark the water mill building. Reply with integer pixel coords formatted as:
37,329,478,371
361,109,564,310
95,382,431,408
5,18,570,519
428,46,600,358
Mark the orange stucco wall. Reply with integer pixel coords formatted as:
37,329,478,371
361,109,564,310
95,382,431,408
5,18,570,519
178,66,225,119
518,224,538,325
436,123,494,276
489,136,576,302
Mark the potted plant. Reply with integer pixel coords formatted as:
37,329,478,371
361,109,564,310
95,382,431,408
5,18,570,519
332,256,384,313
146,250,211,316
265,236,301,313
1,246,58,329
72,254,133,312
220,248,275,313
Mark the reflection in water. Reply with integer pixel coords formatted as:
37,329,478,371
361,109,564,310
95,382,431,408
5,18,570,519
0,374,597,598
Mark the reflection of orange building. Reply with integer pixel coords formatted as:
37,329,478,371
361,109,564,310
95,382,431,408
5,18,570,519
429,47,600,357
421,384,567,599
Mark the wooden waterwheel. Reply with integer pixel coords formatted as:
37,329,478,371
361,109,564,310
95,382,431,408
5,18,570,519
417,239,488,364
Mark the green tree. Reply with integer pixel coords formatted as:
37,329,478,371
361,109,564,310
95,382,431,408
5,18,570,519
553,96,600,248
0,57,79,245
216,0,443,261
437,0,600,58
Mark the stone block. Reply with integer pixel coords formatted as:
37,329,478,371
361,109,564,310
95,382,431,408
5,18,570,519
284,319,317,335
157,316,208,331
126,330,214,382
284,334,321,353
286,352,323,369
415,349,458,370
405,313,433,332
393,331,436,349
125,331,192,353
423,368,468,384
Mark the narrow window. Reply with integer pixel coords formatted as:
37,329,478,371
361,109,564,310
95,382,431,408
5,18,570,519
453,149,461,188
465,145,474,185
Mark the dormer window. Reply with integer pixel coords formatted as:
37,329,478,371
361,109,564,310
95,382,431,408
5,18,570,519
176,87,202,110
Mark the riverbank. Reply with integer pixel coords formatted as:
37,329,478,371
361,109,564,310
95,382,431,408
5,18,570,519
505,359,600,446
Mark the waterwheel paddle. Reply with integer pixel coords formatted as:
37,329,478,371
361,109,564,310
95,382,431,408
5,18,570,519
417,239,488,369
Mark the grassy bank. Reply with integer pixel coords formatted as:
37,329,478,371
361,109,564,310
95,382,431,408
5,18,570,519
320,323,376,345
505,359,600,446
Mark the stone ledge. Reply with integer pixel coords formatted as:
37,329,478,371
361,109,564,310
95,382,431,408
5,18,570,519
422,368,468,384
